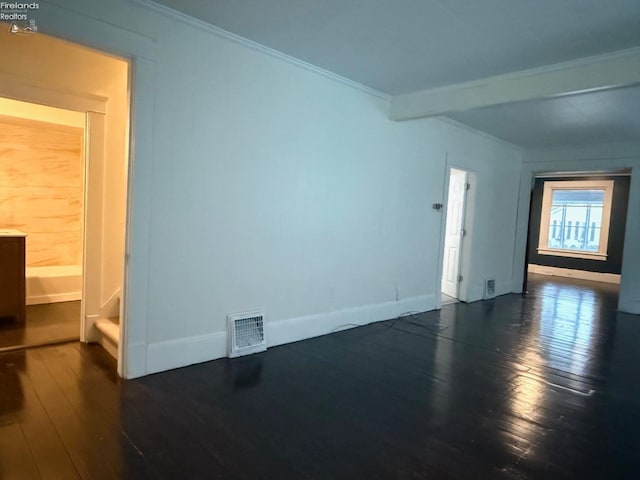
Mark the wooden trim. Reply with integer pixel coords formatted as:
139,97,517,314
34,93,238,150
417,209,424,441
81,111,106,343
0,114,84,135
0,72,107,113
536,248,606,261
528,264,621,284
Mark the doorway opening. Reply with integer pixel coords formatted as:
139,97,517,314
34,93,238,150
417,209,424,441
0,99,85,351
0,29,131,373
523,171,631,293
441,168,469,305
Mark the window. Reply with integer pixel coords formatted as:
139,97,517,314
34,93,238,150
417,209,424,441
537,180,614,261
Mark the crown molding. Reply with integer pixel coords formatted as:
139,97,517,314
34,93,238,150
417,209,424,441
128,0,390,102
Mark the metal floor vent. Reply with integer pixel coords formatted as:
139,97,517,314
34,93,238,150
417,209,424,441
485,278,496,299
228,311,266,358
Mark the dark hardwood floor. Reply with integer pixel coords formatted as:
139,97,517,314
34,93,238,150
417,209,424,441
0,301,80,351
0,275,638,479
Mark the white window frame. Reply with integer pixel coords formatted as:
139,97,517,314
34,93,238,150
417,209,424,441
537,180,614,261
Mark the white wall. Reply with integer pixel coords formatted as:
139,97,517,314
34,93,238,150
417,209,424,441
32,0,523,377
442,122,523,303
514,142,640,314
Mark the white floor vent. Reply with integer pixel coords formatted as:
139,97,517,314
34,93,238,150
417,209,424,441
484,278,496,299
228,311,267,358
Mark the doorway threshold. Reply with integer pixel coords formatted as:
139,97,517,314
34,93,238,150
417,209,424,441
441,293,459,305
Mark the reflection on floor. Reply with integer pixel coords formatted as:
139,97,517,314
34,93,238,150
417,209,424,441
0,301,79,351
0,277,638,479
525,273,621,380
441,293,459,305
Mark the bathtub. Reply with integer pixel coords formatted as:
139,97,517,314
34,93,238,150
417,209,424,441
25,265,83,305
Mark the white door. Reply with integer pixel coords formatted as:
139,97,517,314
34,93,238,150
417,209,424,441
441,169,468,298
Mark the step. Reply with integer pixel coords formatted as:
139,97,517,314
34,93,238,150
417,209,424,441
95,317,119,359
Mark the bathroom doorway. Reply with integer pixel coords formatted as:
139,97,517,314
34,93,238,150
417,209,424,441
0,29,131,370
0,99,85,351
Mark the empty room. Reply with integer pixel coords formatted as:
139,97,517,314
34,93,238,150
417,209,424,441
0,1,639,479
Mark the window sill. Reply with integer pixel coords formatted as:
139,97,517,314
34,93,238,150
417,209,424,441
537,248,607,261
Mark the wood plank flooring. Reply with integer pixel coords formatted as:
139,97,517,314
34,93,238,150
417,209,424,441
0,275,638,479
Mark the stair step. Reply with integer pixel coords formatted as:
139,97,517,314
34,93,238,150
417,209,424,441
95,318,119,359
95,318,120,343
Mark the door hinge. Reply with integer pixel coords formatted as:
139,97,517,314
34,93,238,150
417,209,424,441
457,274,463,282
466,183,471,191
461,228,467,236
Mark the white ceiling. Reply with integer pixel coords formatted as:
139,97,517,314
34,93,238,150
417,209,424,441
151,0,640,148
448,85,640,148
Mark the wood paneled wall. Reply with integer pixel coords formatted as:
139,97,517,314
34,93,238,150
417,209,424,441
0,115,84,267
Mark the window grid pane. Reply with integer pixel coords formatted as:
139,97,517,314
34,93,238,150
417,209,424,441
546,189,604,253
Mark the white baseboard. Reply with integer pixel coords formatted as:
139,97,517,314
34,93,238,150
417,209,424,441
528,264,621,284
146,331,228,375
466,281,512,303
268,294,436,347
27,292,82,305
144,294,436,375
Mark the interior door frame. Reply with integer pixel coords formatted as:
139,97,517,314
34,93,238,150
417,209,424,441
21,8,159,378
0,75,114,346
82,110,107,343
441,168,468,300
513,159,639,314
436,163,472,309
521,175,537,294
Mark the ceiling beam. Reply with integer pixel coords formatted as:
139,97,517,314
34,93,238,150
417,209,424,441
390,47,640,121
